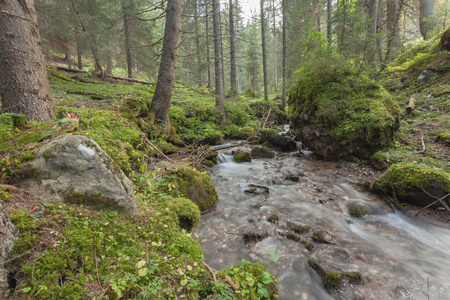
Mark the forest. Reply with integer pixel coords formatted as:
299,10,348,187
0,0,449,299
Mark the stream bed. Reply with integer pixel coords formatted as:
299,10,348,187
194,143,450,300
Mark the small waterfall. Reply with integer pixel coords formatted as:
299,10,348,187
217,153,234,164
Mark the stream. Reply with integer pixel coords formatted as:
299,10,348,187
194,141,450,299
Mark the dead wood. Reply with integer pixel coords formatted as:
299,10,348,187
405,97,415,114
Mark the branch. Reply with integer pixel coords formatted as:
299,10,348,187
0,10,31,21
200,260,216,282
420,189,450,214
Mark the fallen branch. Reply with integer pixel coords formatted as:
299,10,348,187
420,189,450,214
225,275,237,290
52,65,86,74
106,75,155,86
200,260,216,282
417,132,426,154
262,108,272,129
209,140,258,152
405,97,415,114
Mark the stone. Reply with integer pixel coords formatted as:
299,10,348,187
21,134,137,216
0,201,18,290
233,150,252,163
242,231,268,244
311,230,337,244
267,214,279,224
259,129,297,152
286,222,310,234
417,70,437,83
250,146,275,159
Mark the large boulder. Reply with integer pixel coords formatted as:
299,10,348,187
20,134,137,216
0,201,18,290
288,71,400,160
372,162,450,207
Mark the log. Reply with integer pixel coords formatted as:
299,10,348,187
12,114,27,130
53,65,86,74
106,75,155,86
405,97,415,114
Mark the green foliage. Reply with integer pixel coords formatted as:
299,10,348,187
0,187,13,202
219,260,278,299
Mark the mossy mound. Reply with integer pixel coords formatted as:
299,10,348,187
234,150,252,163
168,166,218,211
259,129,296,152
164,197,201,232
347,202,368,218
288,67,400,160
250,146,275,159
373,162,450,207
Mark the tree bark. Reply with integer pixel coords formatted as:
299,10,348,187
281,0,287,109
419,0,436,40
149,0,183,132
122,0,133,79
261,0,269,102
367,0,378,72
0,0,55,121
195,0,202,86
229,0,237,96
205,0,211,88
73,12,83,70
213,0,224,111
327,0,332,44
386,0,401,59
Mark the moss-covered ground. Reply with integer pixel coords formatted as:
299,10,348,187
1,68,281,299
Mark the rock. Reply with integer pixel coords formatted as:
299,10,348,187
371,151,392,171
22,134,137,216
286,222,310,234
259,129,297,152
347,202,368,218
439,27,450,51
372,162,450,208
0,201,18,290
233,150,252,163
250,146,275,159
311,230,337,244
285,175,300,182
417,69,437,83
245,184,269,195
242,231,268,244
267,214,279,224
286,232,302,242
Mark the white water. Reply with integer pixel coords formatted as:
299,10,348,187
195,148,450,300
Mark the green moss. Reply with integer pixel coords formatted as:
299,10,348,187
42,148,56,160
164,197,201,232
234,150,252,163
346,271,364,283
251,146,275,159
267,214,279,224
0,187,13,202
64,187,126,213
375,162,450,194
347,203,368,218
286,222,310,234
259,129,296,151
324,271,343,292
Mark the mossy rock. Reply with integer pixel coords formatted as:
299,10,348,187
233,150,252,163
286,222,310,234
267,214,279,224
347,202,368,218
308,258,343,292
170,166,218,211
164,197,201,232
373,162,450,207
371,151,393,171
288,70,400,160
242,231,268,244
259,128,296,152
250,146,275,159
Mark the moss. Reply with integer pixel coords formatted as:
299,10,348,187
42,148,56,161
286,222,310,234
0,187,13,202
250,146,275,159
267,214,279,224
375,162,450,194
301,239,315,251
286,232,302,242
164,197,201,232
233,150,252,163
347,202,368,218
259,129,296,151
346,271,364,283
242,231,268,244
324,271,344,292
64,187,126,213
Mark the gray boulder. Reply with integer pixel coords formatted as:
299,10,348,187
24,134,137,216
0,201,18,290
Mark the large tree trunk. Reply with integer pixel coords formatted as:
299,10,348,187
149,0,183,132
367,0,378,72
73,12,83,70
327,0,332,44
272,0,278,91
281,0,287,109
0,0,55,121
205,0,211,88
229,0,237,96
194,0,202,86
122,0,133,79
261,0,269,102
213,0,224,111
419,0,436,40
386,0,401,59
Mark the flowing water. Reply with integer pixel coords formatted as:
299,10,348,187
194,142,450,300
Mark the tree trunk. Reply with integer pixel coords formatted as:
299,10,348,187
229,0,237,96
195,0,202,86
385,0,401,59
272,0,277,91
213,0,224,111
419,0,436,40
73,12,83,70
367,0,378,72
149,0,183,132
327,0,332,44
261,0,269,102
205,0,211,88
281,0,287,109
122,0,133,79
0,0,55,121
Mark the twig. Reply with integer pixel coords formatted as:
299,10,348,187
200,260,216,282
417,132,426,154
420,189,450,214
209,140,258,152
262,108,272,129
225,232,245,235
0,10,31,21
416,200,439,216
225,275,237,290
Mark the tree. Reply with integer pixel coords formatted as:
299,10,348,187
149,0,183,132
260,0,269,101
0,0,55,122
122,0,133,78
327,0,332,44
281,0,287,109
212,0,224,111
367,0,378,71
420,0,436,40
229,0,237,96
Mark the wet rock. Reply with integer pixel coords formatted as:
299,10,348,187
242,231,268,244
233,150,252,163
311,230,337,244
286,222,311,234
371,152,392,171
19,134,137,216
286,232,302,242
245,184,269,195
347,202,368,218
250,146,275,159
308,258,344,292
0,201,18,290
302,239,315,251
259,128,297,152
203,151,218,166
285,175,300,182
267,214,279,224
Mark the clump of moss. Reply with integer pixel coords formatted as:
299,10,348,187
242,231,268,244
324,271,344,292
251,146,275,159
286,222,310,234
267,214,279,224
286,232,302,242
346,271,364,283
233,150,252,163
259,129,296,152
301,239,315,251
374,162,450,196
164,197,201,232
347,202,368,218
64,187,125,213
0,187,13,202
